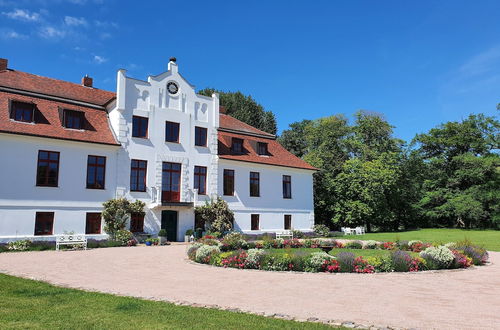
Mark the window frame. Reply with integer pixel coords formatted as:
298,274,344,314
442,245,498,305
284,214,292,230
162,162,182,202
86,155,106,190
85,213,102,234
63,109,85,130
165,121,180,143
249,171,260,197
257,142,268,156
283,175,292,199
223,169,235,196
251,214,260,231
194,166,207,195
34,212,54,236
231,138,244,154
132,115,149,138
130,159,147,192
130,213,145,233
10,100,35,123
36,150,60,187
194,126,208,147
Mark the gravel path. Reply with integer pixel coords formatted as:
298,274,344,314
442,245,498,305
0,245,499,329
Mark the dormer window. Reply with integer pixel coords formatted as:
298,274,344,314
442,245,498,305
10,101,34,123
257,142,268,156
231,138,244,154
64,109,84,129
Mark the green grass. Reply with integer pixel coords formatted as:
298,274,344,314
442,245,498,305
265,248,396,258
0,274,340,330
348,228,500,251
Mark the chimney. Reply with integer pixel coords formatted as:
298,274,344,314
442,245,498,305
219,105,227,114
82,75,93,87
168,57,178,73
169,56,177,63
0,58,7,71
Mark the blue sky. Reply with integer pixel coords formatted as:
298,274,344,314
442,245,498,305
1,0,499,141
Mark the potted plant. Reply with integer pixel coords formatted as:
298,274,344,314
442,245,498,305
158,229,168,245
185,229,194,242
145,238,154,246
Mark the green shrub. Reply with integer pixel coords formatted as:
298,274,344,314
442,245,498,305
115,230,133,246
187,243,203,260
195,245,220,263
221,232,247,251
261,253,292,271
158,229,167,237
291,229,304,238
365,256,392,272
363,240,378,249
345,241,363,249
305,252,334,272
195,197,234,233
336,252,356,272
312,224,330,237
420,246,455,269
7,240,31,251
185,229,194,236
245,249,265,269
396,240,410,250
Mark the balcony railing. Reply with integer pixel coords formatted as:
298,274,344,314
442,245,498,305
149,186,197,208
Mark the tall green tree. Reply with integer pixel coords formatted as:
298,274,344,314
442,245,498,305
415,114,500,228
278,120,311,158
198,88,277,134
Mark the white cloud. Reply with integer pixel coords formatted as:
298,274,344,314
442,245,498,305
64,16,87,27
0,29,28,39
93,55,107,64
94,20,118,29
458,46,500,78
38,26,66,39
2,8,40,21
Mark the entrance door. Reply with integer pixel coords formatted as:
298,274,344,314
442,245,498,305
161,210,178,241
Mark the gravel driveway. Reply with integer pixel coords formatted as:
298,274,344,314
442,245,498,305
0,245,499,329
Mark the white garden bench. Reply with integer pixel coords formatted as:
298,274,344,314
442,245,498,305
56,234,87,251
276,230,293,239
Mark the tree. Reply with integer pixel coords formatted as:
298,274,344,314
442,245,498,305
415,114,500,228
194,197,235,233
102,198,145,238
278,120,312,158
198,88,277,134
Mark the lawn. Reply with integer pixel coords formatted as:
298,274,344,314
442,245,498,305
266,248,397,258
0,274,341,330
347,228,500,251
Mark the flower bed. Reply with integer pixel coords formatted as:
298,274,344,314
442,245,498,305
187,234,489,274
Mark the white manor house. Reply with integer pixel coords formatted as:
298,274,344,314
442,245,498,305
0,57,316,242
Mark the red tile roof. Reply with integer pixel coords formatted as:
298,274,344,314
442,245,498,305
218,115,317,171
0,91,119,146
219,113,275,137
0,69,116,106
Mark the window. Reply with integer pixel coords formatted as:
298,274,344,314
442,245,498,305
195,126,207,147
64,109,84,129
251,214,259,231
231,138,244,154
10,101,34,122
165,121,180,143
284,215,292,230
194,166,207,195
130,213,144,232
86,155,106,189
223,169,235,196
132,116,148,138
162,162,182,202
249,172,260,197
34,212,54,236
283,175,292,199
86,213,101,234
130,159,147,192
36,150,60,187
257,142,268,155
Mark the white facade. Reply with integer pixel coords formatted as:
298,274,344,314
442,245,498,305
0,133,118,242
0,59,315,242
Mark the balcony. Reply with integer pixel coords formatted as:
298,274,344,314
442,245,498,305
149,186,197,208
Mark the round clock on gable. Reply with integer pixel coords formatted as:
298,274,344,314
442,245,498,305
167,81,179,95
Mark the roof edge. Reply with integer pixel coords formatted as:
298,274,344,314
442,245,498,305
219,156,318,171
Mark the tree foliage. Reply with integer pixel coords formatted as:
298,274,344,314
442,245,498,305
102,198,145,238
279,110,500,231
198,88,277,134
194,197,235,233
